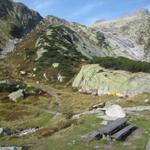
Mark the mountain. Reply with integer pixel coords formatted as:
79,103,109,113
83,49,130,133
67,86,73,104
6,15,114,82
0,0,42,57
91,8,150,61
3,9,150,82
0,3,150,150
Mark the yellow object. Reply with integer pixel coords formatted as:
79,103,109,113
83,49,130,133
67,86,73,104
109,92,121,96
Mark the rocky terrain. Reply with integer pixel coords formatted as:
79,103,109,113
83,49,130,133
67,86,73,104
0,0,42,57
3,9,150,83
72,64,150,97
0,1,150,150
91,9,150,61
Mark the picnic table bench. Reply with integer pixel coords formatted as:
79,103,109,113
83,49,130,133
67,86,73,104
82,118,128,141
97,118,128,135
111,124,137,140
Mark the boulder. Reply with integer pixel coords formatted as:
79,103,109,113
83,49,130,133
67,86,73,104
72,64,150,97
8,89,24,102
105,105,126,119
57,74,65,82
0,128,11,136
52,63,59,68
20,71,26,75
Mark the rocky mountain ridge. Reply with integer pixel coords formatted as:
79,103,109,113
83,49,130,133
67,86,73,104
0,0,42,57
91,8,150,61
1,8,149,83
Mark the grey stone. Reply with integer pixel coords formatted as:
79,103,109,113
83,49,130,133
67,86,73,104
105,105,126,119
8,89,24,102
0,128,11,136
73,64,150,97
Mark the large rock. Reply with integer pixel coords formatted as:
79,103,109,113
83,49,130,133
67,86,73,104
105,105,126,119
72,64,150,97
0,128,11,136
8,89,24,102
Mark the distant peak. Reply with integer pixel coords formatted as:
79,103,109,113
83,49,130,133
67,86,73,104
132,8,150,16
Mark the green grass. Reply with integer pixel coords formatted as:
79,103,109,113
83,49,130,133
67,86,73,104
0,114,102,150
0,102,54,131
0,80,149,150
1,112,149,150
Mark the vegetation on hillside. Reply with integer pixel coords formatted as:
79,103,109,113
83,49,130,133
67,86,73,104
92,56,150,73
37,25,86,76
10,24,23,38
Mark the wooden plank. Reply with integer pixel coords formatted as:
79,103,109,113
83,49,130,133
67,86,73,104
81,130,101,142
111,124,137,140
82,118,128,141
97,118,128,135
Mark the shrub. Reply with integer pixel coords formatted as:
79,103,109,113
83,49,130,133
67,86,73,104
0,83,17,92
61,105,75,119
92,56,150,73
25,48,36,58
10,24,23,38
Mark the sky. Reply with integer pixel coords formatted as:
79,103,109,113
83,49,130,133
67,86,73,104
16,0,150,25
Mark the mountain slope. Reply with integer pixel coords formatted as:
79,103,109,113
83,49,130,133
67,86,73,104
91,9,150,61
0,0,42,57
2,9,150,82
6,15,112,82
5,9,150,82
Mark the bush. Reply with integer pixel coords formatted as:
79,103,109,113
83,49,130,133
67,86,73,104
25,48,36,58
0,83,17,93
92,56,150,73
10,24,23,38
61,105,75,119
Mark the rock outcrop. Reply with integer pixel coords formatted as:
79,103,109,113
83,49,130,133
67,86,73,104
72,64,150,97
0,0,42,57
105,105,126,119
8,89,24,102
0,128,11,136
91,9,150,61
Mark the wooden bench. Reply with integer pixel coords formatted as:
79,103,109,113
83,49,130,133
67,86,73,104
97,118,128,135
82,118,128,141
81,130,101,142
111,124,137,140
